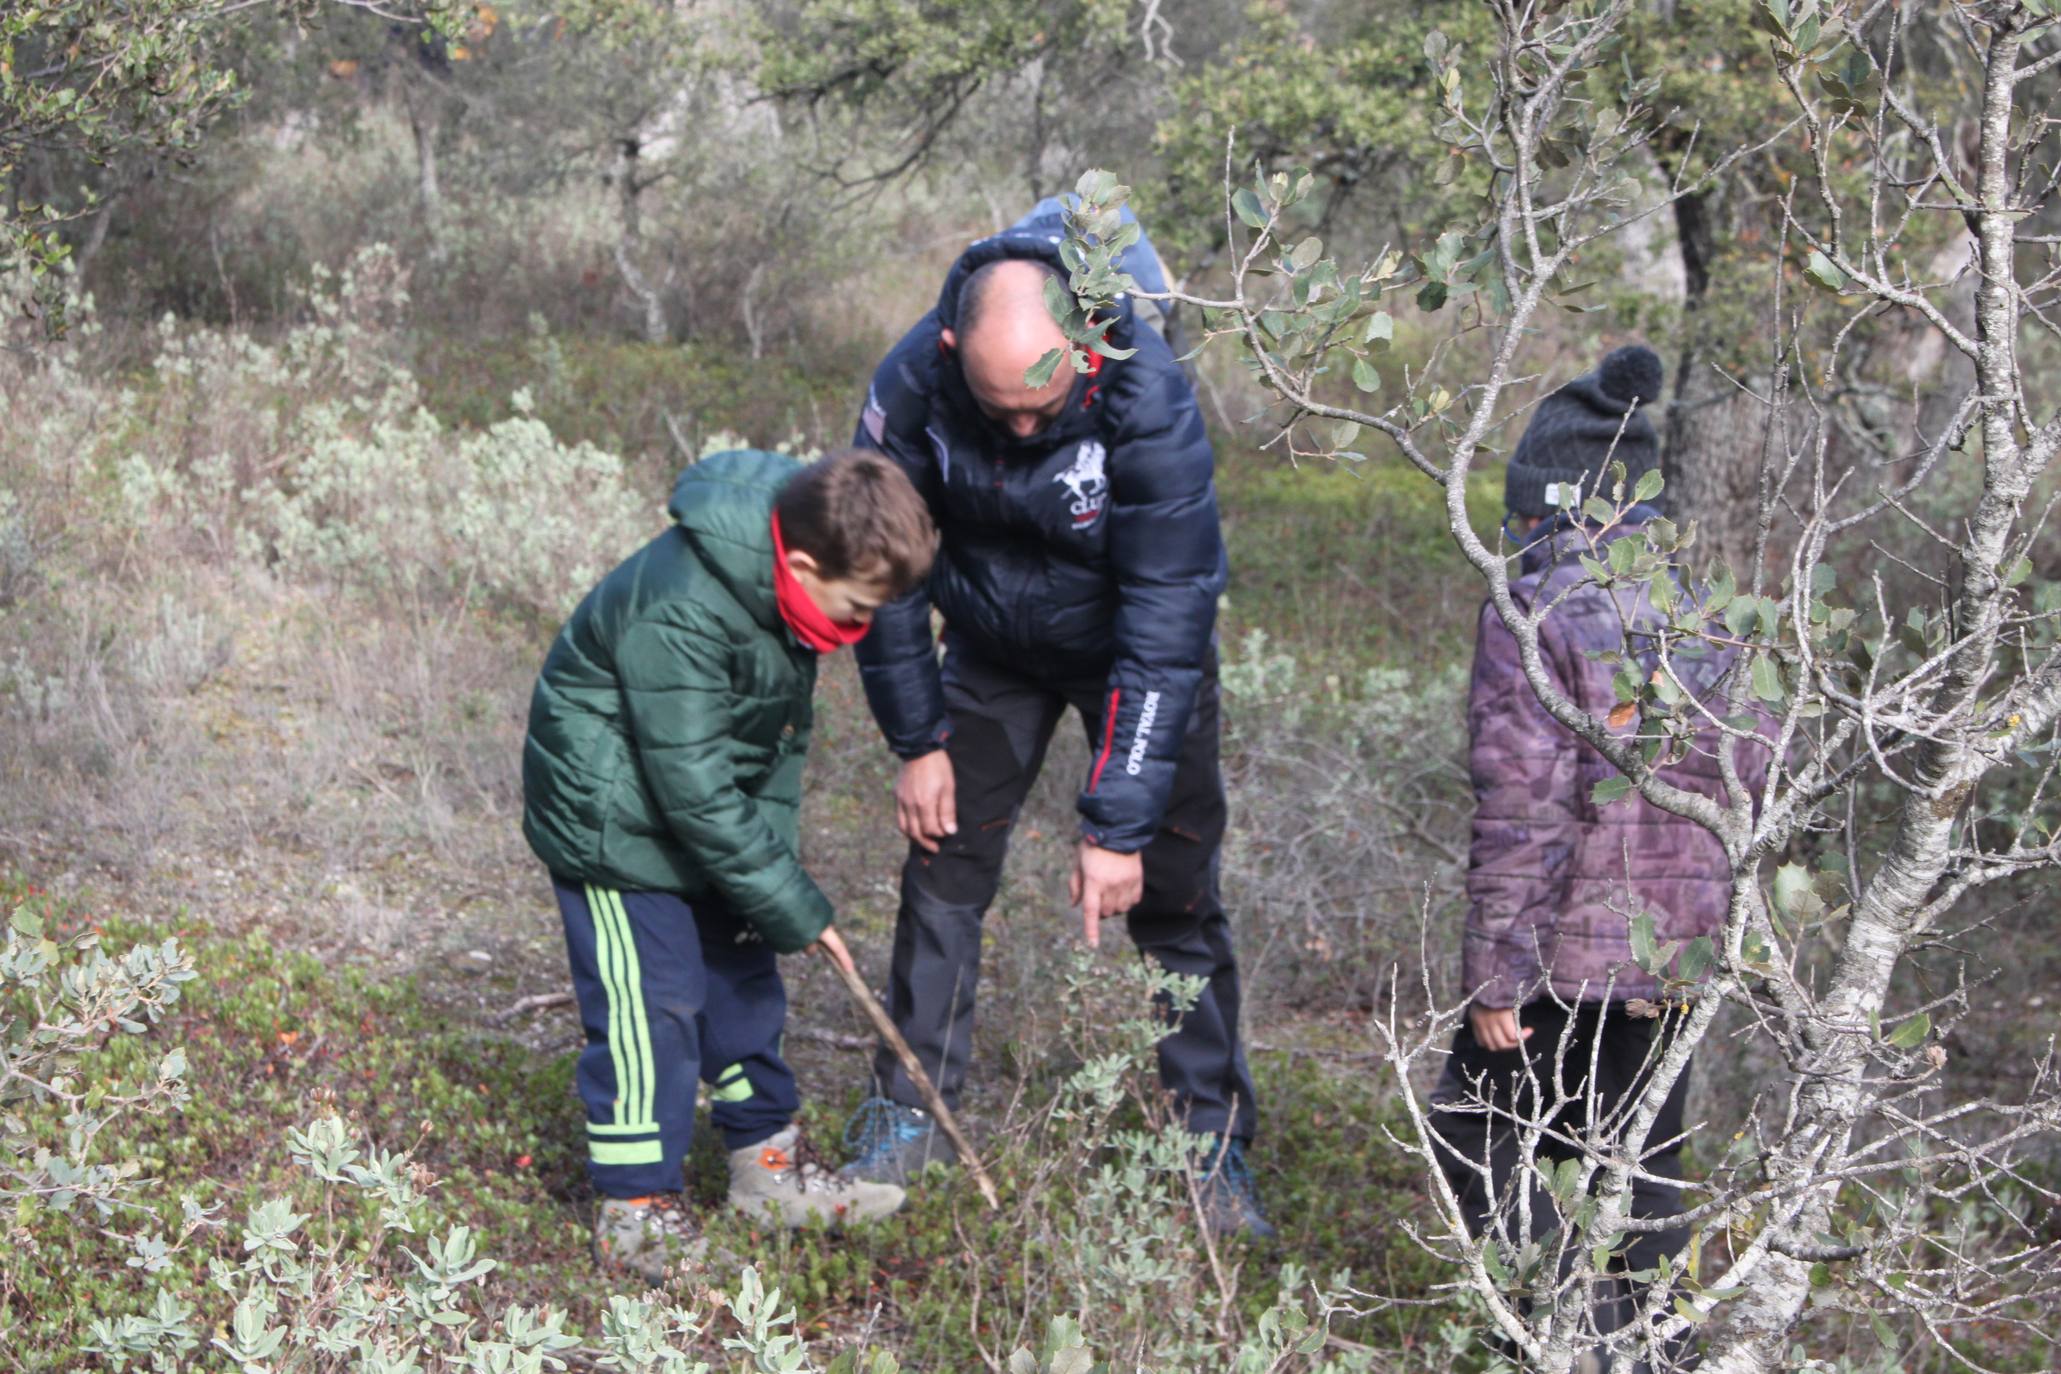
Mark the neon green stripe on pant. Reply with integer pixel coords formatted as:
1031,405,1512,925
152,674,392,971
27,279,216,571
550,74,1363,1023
600,888,658,1130
589,1137,664,1167
586,884,633,1126
712,1063,753,1103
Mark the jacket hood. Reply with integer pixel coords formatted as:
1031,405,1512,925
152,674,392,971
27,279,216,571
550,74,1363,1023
666,449,802,631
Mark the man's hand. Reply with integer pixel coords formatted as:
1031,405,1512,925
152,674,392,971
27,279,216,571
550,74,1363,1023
1469,1004,1533,1053
895,750,957,853
814,924,857,977
1069,842,1143,949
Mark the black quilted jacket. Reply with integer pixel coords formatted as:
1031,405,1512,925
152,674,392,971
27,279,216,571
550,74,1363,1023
853,230,1226,852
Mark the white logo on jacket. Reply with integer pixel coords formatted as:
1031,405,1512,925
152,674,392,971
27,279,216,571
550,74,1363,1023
1125,691,1162,776
1053,440,1108,529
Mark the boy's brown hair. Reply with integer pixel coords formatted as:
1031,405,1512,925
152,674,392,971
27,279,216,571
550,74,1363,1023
775,448,935,593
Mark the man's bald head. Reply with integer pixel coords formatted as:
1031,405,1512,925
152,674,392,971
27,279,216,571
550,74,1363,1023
943,258,1074,440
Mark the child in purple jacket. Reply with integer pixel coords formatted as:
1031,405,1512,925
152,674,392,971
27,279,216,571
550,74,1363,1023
1432,344,1765,1368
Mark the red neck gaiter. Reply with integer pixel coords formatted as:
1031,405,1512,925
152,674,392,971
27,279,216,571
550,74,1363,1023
771,513,871,654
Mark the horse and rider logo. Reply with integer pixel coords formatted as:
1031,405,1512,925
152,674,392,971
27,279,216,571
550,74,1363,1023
1053,441,1108,530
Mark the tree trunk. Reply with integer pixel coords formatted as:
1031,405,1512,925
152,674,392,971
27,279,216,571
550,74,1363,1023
613,137,669,345
1664,186,1768,578
408,97,442,253
395,33,449,259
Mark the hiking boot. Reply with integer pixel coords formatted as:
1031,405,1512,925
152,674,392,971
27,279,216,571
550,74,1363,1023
592,1194,707,1287
1195,1135,1276,1241
838,1097,949,1185
728,1124,906,1228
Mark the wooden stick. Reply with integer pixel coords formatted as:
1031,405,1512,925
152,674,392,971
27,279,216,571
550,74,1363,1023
813,944,1002,1210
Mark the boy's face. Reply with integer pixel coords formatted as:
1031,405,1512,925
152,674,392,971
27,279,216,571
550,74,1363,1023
785,551,897,626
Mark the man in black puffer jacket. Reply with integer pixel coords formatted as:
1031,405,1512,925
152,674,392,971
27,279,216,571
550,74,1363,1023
839,226,1269,1238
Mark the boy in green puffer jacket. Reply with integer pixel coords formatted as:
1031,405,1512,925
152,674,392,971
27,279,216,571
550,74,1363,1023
522,448,934,1286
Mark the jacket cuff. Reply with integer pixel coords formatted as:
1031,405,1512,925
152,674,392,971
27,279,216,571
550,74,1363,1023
1078,820,1150,855
754,873,836,955
891,723,951,762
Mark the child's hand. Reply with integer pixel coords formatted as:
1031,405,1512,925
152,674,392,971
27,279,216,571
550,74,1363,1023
1468,1004,1532,1053
815,925,857,977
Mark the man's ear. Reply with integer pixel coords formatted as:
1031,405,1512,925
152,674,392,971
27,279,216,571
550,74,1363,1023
783,547,823,580
939,326,957,354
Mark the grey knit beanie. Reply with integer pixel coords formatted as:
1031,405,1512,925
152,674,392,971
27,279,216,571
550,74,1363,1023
1504,344,1665,518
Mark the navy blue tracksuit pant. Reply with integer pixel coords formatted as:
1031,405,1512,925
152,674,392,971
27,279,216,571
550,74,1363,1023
553,879,797,1198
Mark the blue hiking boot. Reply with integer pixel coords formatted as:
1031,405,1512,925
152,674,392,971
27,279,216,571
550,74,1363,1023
839,1097,949,1185
1197,1135,1276,1241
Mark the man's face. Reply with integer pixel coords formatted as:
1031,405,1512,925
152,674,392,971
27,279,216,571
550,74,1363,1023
940,267,1075,442
955,337,1072,440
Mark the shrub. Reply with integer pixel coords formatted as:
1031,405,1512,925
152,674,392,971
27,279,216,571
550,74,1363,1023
105,247,653,626
0,885,195,1328
1218,628,1469,1008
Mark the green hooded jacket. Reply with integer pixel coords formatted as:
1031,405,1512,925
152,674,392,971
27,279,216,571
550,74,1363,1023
520,449,832,953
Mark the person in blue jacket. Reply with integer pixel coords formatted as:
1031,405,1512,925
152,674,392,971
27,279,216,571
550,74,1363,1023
838,221,1270,1238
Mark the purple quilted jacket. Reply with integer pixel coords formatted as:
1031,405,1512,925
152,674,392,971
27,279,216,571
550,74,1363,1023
1462,514,1762,1008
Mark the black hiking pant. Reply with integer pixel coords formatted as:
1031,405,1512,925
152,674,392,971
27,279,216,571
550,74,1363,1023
874,636,1259,1142
1430,1000,1693,1359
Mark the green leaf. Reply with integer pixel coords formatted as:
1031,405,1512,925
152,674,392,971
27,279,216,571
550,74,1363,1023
1679,936,1716,983
1232,189,1267,230
1594,776,1635,807
1582,497,1617,526
1803,250,1848,293
1884,1012,1931,1049
2004,555,2033,588
1900,609,1929,659
9,906,43,939
1756,596,1781,637
1772,863,1825,920
1634,469,1665,504
1482,1240,1512,1286
1363,311,1395,349
1024,349,1064,390
1042,275,1078,325
1751,653,1785,703
1289,236,1323,271
1416,280,1449,312
1352,358,1380,393
1628,911,1658,969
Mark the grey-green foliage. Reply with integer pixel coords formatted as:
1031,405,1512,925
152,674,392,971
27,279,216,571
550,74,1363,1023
0,897,195,1299
83,245,653,623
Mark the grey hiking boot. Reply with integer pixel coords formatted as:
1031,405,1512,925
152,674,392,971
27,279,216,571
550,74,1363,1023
728,1125,906,1227
592,1194,707,1287
1195,1135,1276,1242
838,1097,950,1186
